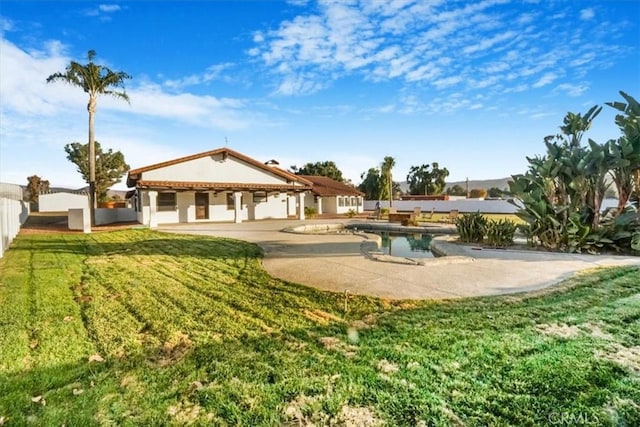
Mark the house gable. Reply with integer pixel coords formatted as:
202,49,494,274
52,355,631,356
127,148,312,188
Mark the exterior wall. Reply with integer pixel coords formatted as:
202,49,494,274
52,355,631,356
39,192,89,212
287,194,297,216
248,192,288,220
307,195,363,214
335,195,362,214
137,189,292,225
363,199,518,214
142,154,300,186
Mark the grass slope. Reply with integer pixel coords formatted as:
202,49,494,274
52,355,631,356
0,229,638,425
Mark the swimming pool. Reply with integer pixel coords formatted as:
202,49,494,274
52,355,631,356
377,232,435,258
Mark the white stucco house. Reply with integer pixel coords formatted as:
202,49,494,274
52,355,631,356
301,175,364,215
126,147,313,227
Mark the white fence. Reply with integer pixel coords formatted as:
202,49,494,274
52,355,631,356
0,183,29,258
364,199,519,214
95,208,137,225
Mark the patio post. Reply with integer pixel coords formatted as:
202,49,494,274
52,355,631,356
233,191,242,223
298,192,305,220
317,196,323,215
148,191,158,229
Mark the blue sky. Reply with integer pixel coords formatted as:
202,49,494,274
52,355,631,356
1,0,639,190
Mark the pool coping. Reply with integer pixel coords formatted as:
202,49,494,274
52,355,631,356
283,222,473,266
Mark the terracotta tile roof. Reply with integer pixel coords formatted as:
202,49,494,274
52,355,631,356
127,147,312,187
135,180,311,192
299,175,364,197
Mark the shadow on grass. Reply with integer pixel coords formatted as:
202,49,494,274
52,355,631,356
10,232,264,261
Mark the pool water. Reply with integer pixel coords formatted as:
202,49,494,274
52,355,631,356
378,232,435,258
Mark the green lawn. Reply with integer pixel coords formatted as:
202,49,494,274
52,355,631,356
1,229,639,425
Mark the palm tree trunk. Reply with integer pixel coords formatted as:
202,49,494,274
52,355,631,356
88,96,97,228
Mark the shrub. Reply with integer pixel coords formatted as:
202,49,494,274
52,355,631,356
486,219,517,247
346,209,357,218
304,206,317,218
455,211,487,243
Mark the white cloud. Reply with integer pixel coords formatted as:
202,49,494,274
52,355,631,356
433,76,463,89
84,3,123,19
580,8,595,20
163,63,235,89
1,37,261,130
99,4,121,13
532,72,558,88
249,0,624,100
554,83,589,97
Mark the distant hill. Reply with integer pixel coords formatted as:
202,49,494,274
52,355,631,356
398,177,513,194
444,177,513,191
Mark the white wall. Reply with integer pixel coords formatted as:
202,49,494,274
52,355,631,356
364,199,518,214
142,154,303,186
39,192,89,212
138,190,292,224
95,208,137,225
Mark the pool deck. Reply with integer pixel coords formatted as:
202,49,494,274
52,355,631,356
159,219,640,300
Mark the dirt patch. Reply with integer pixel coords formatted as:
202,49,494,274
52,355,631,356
349,313,379,331
156,331,193,366
583,323,614,340
167,401,211,425
377,359,399,374
597,344,640,374
283,394,322,423
536,322,615,341
535,323,581,339
333,405,382,426
318,337,357,358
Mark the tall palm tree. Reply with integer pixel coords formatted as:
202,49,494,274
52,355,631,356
47,50,131,226
380,156,395,207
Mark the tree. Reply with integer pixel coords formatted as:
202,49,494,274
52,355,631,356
446,185,466,196
26,175,50,204
606,91,640,209
406,162,450,195
558,105,602,147
469,188,488,198
358,168,381,200
47,50,131,226
487,187,503,198
65,141,130,203
509,95,640,253
380,156,395,206
292,161,344,182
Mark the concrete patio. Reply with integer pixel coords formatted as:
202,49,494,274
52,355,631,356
159,219,640,300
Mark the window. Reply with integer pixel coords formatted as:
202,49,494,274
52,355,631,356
157,192,176,211
338,197,344,207
253,191,267,203
226,193,243,210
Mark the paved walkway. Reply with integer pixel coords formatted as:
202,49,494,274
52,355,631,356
159,219,640,300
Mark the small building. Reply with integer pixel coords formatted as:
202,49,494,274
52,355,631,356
126,147,312,227
300,175,364,215
38,191,89,212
